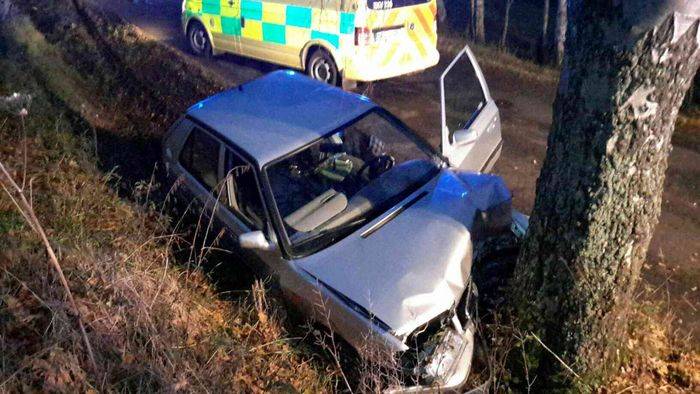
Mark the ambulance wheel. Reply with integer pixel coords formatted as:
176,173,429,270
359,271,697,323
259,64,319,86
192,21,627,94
307,49,339,86
188,22,212,58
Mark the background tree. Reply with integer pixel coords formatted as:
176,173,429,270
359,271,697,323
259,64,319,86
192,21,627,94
470,0,476,37
539,0,551,61
436,0,446,23
501,0,515,48
555,0,567,65
475,0,485,43
511,0,699,388
1,0,11,20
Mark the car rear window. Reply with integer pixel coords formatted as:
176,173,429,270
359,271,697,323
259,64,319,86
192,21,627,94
179,127,220,192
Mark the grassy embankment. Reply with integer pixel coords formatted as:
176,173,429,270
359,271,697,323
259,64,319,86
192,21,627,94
0,2,337,391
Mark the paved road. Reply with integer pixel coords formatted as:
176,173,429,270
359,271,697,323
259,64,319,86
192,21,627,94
90,0,700,343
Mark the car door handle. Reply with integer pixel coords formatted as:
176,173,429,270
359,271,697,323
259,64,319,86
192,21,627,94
241,17,245,28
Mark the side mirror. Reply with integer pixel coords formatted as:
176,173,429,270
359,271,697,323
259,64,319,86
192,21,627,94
453,128,478,146
239,231,274,251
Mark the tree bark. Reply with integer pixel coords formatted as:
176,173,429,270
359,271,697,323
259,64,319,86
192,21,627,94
554,0,567,65
512,0,700,388
500,0,514,49
539,0,550,61
474,0,485,43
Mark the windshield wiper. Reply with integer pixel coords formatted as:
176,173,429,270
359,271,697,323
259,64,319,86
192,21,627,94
292,217,368,247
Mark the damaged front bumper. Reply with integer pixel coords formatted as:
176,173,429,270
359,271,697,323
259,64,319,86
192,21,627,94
387,319,476,393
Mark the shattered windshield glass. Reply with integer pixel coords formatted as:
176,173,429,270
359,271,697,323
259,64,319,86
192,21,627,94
267,110,441,256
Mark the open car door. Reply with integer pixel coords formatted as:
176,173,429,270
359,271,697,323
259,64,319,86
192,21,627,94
440,45,502,172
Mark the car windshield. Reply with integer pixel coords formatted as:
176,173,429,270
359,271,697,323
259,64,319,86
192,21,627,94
267,110,441,257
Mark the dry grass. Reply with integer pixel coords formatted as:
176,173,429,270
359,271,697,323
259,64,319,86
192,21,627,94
0,107,334,393
605,285,700,393
462,289,699,392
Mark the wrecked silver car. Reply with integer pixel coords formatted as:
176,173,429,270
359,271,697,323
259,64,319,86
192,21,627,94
162,45,523,391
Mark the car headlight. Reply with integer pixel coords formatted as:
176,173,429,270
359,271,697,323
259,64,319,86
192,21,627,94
423,328,465,379
400,284,478,385
400,311,451,384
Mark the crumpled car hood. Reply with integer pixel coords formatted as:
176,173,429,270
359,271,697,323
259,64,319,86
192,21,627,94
296,169,511,337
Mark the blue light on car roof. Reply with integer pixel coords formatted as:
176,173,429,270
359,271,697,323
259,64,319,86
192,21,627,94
188,101,206,111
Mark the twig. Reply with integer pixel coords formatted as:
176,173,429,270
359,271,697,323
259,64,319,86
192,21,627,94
1,267,55,315
520,334,536,393
312,286,353,393
530,332,581,380
20,114,27,191
682,295,697,312
149,240,171,310
0,161,97,371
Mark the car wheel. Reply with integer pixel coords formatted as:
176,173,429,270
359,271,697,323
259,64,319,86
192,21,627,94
307,49,339,86
188,22,212,58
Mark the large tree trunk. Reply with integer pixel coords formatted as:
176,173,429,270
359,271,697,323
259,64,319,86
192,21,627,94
474,0,485,43
512,0,700,388
539,0,550,61
500,0,514,48
554,0,567,65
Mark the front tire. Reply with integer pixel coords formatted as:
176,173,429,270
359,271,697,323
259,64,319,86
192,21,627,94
306,49,339,86
188,22,212,58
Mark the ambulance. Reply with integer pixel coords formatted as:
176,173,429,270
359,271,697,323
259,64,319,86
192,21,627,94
181,0,440,86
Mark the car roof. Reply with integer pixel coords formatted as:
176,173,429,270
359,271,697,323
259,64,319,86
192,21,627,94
186,70,377,165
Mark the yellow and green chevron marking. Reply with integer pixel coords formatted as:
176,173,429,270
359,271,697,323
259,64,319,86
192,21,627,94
185,0,356,49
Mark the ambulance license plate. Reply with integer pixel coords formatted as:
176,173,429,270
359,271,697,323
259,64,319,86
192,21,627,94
374,28,402,43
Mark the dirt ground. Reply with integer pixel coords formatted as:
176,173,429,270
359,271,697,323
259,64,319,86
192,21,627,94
87,0,700,347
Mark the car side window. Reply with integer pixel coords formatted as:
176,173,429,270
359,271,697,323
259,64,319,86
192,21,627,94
222,149,265,230
443,53,487,140
180,127,221,192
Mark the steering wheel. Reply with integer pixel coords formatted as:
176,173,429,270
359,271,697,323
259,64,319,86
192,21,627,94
359,155,395,181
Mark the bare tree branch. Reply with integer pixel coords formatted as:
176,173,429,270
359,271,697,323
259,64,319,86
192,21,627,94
0,160,98,371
